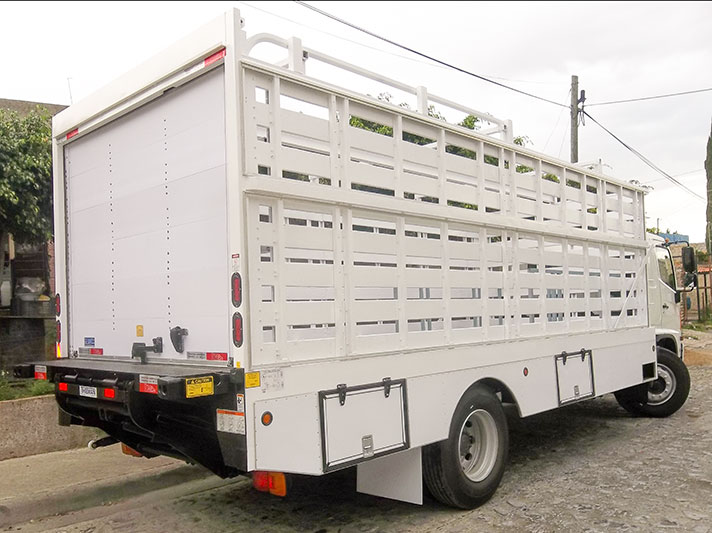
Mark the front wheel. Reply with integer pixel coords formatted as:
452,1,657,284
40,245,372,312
614,347,690,417
422,384,508,509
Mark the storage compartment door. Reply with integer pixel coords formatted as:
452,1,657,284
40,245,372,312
320,380,409,472
555,350,595,404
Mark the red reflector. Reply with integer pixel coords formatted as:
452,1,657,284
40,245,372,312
90,348,103,355
204,48,226,67
232,313,243,348
55,293,61,316
66,128,78,140
103,388,116,399
58,382,68,392
56,321,61,343
231,273,242,308
121,443,143,457
252,471,270,492
207,352,228,361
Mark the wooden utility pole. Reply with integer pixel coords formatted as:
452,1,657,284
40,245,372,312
570,75,579,163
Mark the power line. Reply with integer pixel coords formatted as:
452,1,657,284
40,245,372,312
543,89,571,152
293,0,568,109
588,87,712,107
583,110,705,202
240,1,559,86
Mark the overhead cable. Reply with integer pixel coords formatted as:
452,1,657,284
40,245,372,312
583,110,705,201
241,1,558,85
588,87,712,107
293,0,568,109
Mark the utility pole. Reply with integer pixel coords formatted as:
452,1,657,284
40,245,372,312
570,75,579,163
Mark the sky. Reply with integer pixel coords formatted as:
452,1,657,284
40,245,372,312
2,1,711,241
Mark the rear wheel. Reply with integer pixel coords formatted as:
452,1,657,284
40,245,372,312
423,384,508,509
614,347,690,417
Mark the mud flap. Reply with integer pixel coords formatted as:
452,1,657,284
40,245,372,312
356,447,422,505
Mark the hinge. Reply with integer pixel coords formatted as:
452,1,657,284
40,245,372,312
382,377,392,398
337,383,347,406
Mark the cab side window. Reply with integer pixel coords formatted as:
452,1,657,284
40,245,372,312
656,247,676,290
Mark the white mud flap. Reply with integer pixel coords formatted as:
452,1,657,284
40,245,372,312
319,378,409,472
357,447,422,505
555,349,595,405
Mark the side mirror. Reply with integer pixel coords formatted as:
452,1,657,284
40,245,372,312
682,246,697,274
683,271,698,289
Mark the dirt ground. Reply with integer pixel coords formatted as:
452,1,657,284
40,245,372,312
682,327,712,366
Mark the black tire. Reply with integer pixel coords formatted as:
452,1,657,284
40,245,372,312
614,347,690,417
422,384,508,509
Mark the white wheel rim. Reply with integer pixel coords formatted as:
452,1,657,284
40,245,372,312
458,409,499,482
647,363,676,406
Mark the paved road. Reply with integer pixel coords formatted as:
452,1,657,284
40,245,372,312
9,366,712,533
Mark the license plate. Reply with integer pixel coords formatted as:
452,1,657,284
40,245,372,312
79,385,98,398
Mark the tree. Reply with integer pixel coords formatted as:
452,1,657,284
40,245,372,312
706,119,712,254
0,107,53,255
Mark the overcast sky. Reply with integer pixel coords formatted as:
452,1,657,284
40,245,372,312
2,1,711,241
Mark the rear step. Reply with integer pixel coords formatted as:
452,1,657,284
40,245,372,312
14,359,247,477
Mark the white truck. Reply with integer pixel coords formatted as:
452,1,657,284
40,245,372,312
15,9,695,509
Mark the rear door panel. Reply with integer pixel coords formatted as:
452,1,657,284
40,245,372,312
64,67,228,360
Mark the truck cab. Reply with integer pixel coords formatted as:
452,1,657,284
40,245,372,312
646,234,697,358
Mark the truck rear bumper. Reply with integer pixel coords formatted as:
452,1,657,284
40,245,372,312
14,359,247,478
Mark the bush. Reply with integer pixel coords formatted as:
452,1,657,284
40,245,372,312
0,370,55,401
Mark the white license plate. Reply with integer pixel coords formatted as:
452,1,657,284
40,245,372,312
79,385,98,398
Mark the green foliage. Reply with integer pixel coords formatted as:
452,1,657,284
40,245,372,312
0,107,53,243
0,371,55,401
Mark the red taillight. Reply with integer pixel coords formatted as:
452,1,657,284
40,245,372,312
66,128,78,140
58,382,68,392
232,312,243,348
103,388,115,399
204,48,226,67
55,293,61,316
56,321,61,343
231,273,242,307
252,471,288,497
206,352,228,361
252,471,270,492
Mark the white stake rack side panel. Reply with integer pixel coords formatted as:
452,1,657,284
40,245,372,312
240,66,648,367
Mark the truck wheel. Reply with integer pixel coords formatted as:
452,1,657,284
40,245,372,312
614,347,690,417
423,384,508,509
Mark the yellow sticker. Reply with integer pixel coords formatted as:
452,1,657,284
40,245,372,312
185,376,214,398
245,372,261,388
136,325,144,337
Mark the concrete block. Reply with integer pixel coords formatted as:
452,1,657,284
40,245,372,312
0,395,103,461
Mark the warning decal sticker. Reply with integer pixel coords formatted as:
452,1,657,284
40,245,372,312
34,365,47,380
235,393,245,414
185,376,214,398
245,372,261,389
216,409,246,435
139,374,159,395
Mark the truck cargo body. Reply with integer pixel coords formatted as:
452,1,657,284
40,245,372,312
18,10,672,506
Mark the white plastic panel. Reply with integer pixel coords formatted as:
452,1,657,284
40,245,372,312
64,68,228,359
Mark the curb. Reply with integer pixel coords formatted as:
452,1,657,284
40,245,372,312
0,462,214,528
